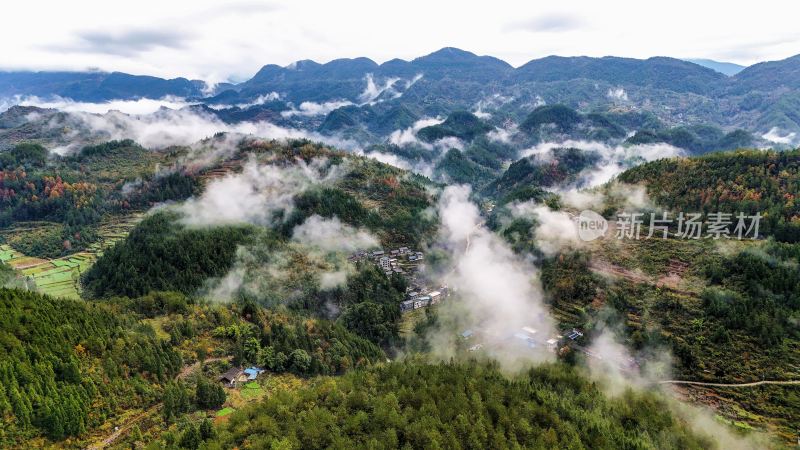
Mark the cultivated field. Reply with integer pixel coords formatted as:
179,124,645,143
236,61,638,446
0,213,143,298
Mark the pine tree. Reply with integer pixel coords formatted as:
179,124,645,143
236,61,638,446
179,423,201,450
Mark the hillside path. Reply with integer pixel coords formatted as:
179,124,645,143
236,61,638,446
660,379,800,387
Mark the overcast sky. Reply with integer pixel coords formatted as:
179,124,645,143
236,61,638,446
2,0,799,84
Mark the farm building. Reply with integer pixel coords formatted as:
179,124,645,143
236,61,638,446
244,367,265,381
220,367,247,387
413,296,431,309
566,329,584,341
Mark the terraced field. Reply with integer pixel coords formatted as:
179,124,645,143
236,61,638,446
0,213,144,299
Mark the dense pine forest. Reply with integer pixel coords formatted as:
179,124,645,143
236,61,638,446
82,212,255,298
205,361,713,449
0,288,182,444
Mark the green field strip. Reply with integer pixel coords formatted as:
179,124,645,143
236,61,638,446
20,265,57,275
38,282,77,292
34,271,77,285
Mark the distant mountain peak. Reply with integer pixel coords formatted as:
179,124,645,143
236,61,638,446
414,47,510,66
685,58,746,76
286,59,321,70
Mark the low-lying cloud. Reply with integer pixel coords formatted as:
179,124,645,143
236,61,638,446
291,214,379,253
426,185,558,369
280,99,354,117
761,126,797,145
2,95,193,115
8,104,361,151
177,157,346,227
520,140,685,188
388,117,444,148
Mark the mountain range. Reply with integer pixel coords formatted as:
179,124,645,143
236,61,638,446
2,47,800,141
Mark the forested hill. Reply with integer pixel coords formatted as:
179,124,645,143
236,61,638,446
0,284,387,447
0,288,183,444
617,149,800,242
208,361,714,449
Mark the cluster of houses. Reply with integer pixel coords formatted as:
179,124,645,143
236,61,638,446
348,246,453,313
219,366,265,388
400,286,449,312
461,326,585,354
459,326,641,373
349,247,425,277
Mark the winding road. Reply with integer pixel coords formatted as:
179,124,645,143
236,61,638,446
659,379,800,388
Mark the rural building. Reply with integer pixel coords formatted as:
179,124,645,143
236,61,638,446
220,367,247,387
244,367,265,381
414,296,431,309
566,329,584,341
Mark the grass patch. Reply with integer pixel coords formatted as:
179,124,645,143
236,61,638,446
240,381,264,400
399,307,431,337
215,407,235,417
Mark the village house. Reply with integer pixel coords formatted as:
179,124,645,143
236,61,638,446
413,296,431,309
244,367,265,381
566,329,584,341
220,367,247,387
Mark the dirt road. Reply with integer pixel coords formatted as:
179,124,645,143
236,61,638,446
660,379,800,387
